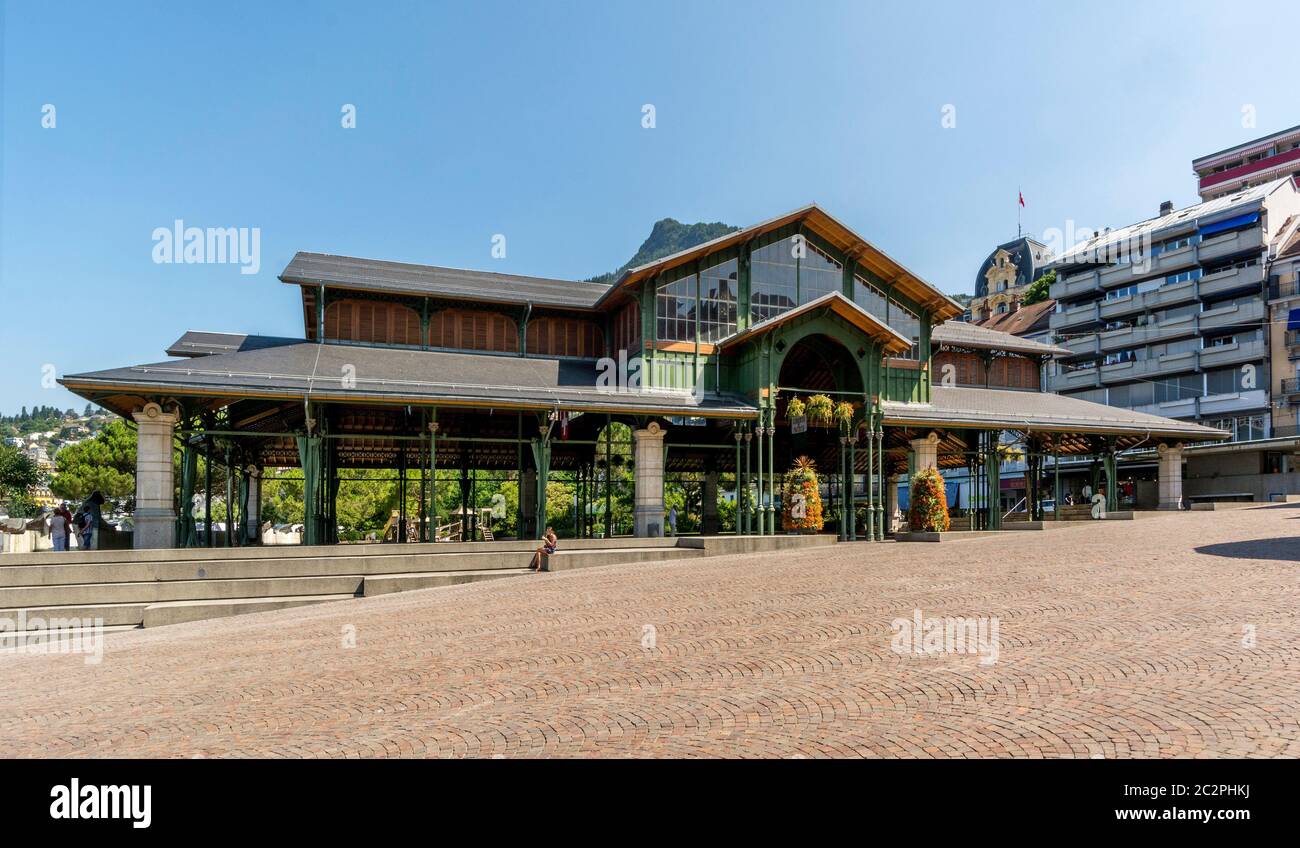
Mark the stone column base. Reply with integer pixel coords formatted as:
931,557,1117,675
134,508,176,549
634,505,664,538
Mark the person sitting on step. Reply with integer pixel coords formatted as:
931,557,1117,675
529,527,558,571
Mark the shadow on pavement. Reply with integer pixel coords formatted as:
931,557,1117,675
1195,537,1300,561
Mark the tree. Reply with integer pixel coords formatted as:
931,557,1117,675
0,443,41,517
908,467,950,532
50,419,138,505
1021,270,1055,306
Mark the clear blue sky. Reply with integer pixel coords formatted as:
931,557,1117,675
3,0,1299,415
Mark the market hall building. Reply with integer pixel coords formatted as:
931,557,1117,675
59,205,1226,549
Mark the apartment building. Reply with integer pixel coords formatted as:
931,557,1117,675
1267,232,1300,436
1045,177,1300,441
1193,124,1300,201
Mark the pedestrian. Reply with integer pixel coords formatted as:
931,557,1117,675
79,490,105,551
529,526,558,571
48,503,72,552
668,505,678,536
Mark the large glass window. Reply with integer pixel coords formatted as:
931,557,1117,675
854,275,889,318
699,258,738,342
656,273,695,342
888,299,920,360
799,242,843,303
750,237,799,322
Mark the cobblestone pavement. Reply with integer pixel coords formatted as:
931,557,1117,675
2,507,1298,758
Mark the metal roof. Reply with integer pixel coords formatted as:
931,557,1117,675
1048,178,1292,268
599,204,965,321
883,385,1227,442
62,337,756,418
165,331,302,358
718,292,913,356
280,252,611,310
931,319,1068,357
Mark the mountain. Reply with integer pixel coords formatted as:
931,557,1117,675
588,218,740,284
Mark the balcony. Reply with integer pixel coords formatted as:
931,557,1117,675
1200,389,1269,417
1098,314,1198,352
1197,226,1264,263
1198,338,1267,370
1199,298,1266,332
1052,269,1101,300
1049,301,1101,331
1130,397,1198,419
1097,279,1198,321
1197,262,1265,299
1100,351,1197,385
1060,332,1099,357
1047,366,1100,392
1283,378,1300,396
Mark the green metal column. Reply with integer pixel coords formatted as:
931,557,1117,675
733,429,742,536
848,427,857,542
743,427,752,535
837,436,847,541
759,408,769,533
753,417,764,535
865,414,875,541
429,413,438,538
874,420,885,541
1104,450,1118,513
604,415,612,538
987,430,1002,531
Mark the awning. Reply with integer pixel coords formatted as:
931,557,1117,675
1199,211,1260,236
1288,308,1300,332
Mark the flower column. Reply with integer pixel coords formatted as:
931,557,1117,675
132,402,179,549
633,421,667,537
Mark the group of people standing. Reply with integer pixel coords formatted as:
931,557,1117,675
45,491,105,551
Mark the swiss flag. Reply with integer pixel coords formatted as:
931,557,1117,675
1018,191,1025,208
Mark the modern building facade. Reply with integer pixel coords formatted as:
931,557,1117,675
1046,178,1300,445
58,205,1222,549
1193,124,1300,201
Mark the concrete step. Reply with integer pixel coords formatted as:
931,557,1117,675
0,574,366,609
0,600,149,629
363,569,530,596
142,594,356,628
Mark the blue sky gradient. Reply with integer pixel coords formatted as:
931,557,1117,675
3,0,1299,414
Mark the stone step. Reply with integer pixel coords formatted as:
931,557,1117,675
1,600,151,629
141,594,356,628
0,574,365,609
0,536,680,568
363,569,530,596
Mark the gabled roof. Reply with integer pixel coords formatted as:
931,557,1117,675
716,292,913,356
61,336,756,418
883,386,1227,444
165,331,301,358
600,204,964,321
280,252,611,310
931,316,1067,357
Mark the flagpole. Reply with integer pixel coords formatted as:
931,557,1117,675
1018,185,1022,239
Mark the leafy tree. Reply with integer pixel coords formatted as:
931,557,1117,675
0,443,41,517
50,419,138,504
1021,270,1055,306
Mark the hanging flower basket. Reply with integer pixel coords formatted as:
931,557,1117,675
832,401,855,432
786,396,807,433
806,394,833,427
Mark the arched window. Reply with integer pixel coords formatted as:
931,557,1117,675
324,299,422,346
526,316,603,358
428,309,518,353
